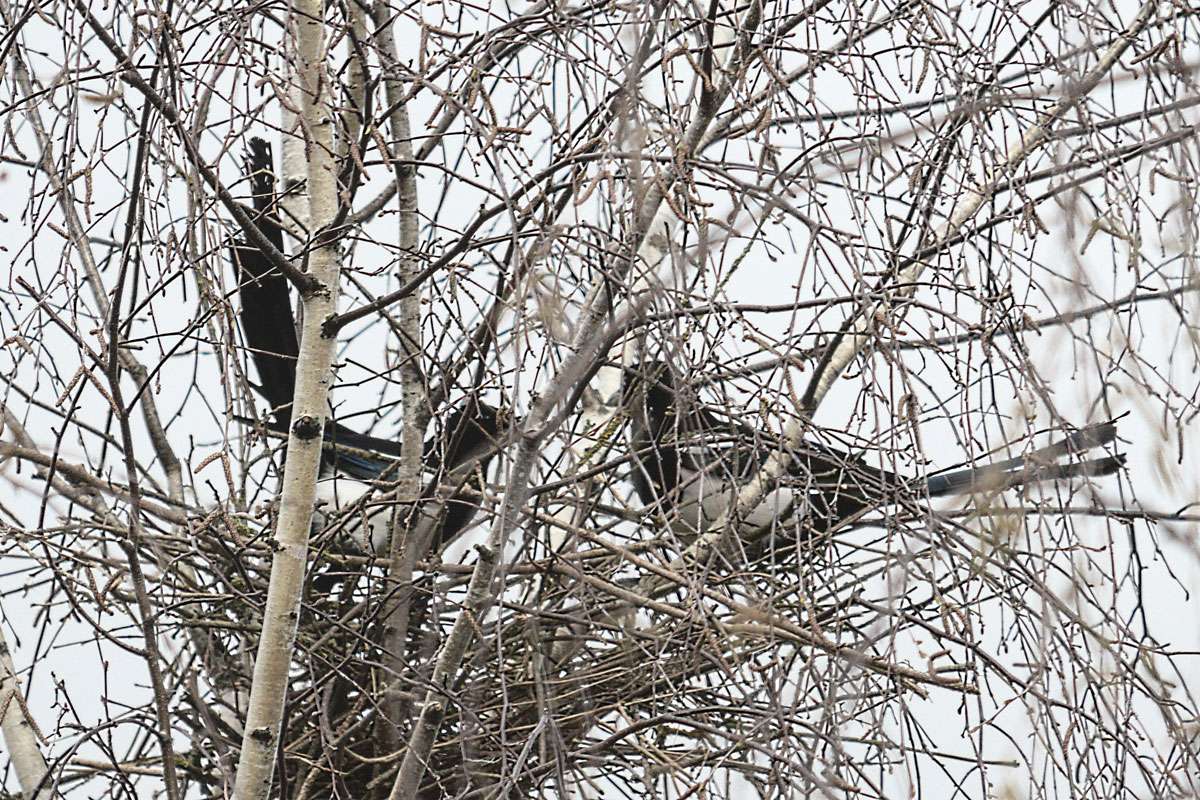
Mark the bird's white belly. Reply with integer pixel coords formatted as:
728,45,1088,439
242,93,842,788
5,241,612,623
669,473,801,537
314,477,440,555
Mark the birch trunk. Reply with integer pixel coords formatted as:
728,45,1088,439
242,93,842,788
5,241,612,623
0,621,51,800
231,2,343,797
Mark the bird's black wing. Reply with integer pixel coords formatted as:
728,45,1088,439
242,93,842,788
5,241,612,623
624,366,681,508
421,401,503,546
687,419,903,531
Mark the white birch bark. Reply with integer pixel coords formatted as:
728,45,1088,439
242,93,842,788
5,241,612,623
231,2,344,797
0,621,52,800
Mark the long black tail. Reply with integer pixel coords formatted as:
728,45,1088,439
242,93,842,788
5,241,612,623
231,137,299,425
231,139,380,475
925,421,1124,497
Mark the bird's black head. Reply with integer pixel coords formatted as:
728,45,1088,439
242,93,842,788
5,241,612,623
427,398,507,471
472,400,503,433
621,360,682,450
622,360,676,415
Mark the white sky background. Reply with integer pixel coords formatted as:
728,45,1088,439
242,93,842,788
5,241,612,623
1,0,1199,796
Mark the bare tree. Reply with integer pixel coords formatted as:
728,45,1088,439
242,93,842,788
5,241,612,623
2,0,1199,798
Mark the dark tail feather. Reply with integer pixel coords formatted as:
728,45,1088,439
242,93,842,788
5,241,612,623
926,424,1123,497
1023,421,1117,462
1033,454,1126,482
228,141,505,563
231,137,299,423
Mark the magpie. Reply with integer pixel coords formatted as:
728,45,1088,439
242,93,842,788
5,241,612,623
230,137,502,556
308,400,502,555
624,361,1125,544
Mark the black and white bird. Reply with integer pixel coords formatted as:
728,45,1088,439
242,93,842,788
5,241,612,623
624,361,1125,545
307,401,503,555
230,137,502,557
